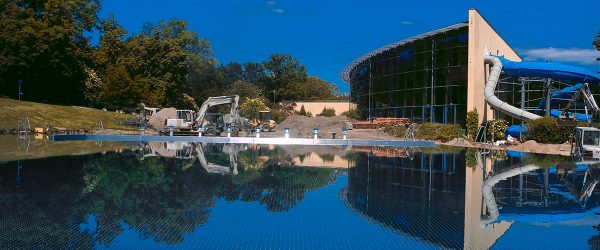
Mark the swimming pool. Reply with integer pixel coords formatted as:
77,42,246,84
1,140,599,249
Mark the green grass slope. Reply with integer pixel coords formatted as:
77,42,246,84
0,98,135,130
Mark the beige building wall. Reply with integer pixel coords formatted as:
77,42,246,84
467,9,522,123
463,157,512,249
294,101,357,117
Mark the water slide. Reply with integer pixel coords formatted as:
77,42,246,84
483,56,600,122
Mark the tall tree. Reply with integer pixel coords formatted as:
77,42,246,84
89,18,215,108
263,54,308,101
0,0,101,104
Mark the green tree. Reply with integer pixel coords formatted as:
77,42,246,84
263,54,308,100
319,107,336,117
0,0,101,104
240,98,269,118
298,105,312,117
224,80,263,104
90,18,214,108
278,76,339,101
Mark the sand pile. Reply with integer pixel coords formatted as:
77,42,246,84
274,115,354,138
509,140,571,155
149,108,177,129
443,138,473,147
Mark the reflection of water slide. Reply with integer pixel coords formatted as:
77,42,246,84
481,164,539,225
483,56,600,122
481,160,600,226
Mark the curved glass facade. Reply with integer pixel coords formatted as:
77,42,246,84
347,25,469,125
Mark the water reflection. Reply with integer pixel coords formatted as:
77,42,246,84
342,148,600,249
342,148,467,249
0,143,343,248
3,143,600,249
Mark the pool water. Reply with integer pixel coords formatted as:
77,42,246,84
1,141,600,249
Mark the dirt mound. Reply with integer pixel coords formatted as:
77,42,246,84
513,140,539,151
443,138,473,147
149,108,177,129
274,115,354,138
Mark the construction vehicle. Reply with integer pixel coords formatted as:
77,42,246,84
572,127,600,160
250,110,277,132
164,95,252,136
165,109,195,130
141,103,160,121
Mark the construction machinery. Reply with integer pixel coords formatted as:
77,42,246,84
250,110,277,132
164,95,252,136
572,127,600,160
141,103,160,122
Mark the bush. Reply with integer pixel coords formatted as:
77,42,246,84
466,109,479,141
341,108,362,120
319,107,336,117
526,117,572,144
297,105,312,117
486,119,509,141
383,123,459,142
270,109,289,123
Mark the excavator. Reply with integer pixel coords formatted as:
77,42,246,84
165,95,252,136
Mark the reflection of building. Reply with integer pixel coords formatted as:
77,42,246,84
292,152,350,168
342,151,467,249
341,9,520,125
342,149,600,249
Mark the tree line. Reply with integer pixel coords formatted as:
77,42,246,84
0,0,341,109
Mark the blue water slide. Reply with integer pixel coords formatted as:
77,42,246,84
484,56,600,122
537,83,585,109
499,58,600,85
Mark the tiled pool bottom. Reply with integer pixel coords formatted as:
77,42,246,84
2,144,600,249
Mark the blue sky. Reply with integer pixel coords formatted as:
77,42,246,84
100,0,600,93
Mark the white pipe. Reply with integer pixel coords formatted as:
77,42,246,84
484,56,541,121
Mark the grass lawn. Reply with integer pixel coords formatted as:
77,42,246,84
0,98,136,130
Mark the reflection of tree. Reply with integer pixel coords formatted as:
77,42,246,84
0,156,94,249
221,146,338,212
79,153,213,245
589,224,600,249
0,146,340,248
318,154,335,163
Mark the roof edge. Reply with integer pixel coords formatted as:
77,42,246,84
339,22,468,83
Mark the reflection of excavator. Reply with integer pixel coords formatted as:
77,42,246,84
143,141,240,175
250,110,277,132
195,143,239,175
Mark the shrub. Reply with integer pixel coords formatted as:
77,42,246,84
270,109,289,123
240,98,269,118
297,105,312,117
486,119,509,141
319,107,336,117
341,109,362,120
526,117,572,144
466,109,479,141
384,123,459,142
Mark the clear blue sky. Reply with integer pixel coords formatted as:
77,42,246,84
100,0,600,93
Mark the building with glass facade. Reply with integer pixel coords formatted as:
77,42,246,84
341,9,522,125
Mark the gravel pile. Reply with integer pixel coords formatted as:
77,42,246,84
273,115,355,138
149,108,177,129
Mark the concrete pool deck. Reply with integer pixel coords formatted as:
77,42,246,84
51,134,435,147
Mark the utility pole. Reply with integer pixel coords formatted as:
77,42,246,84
18,79,23,101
